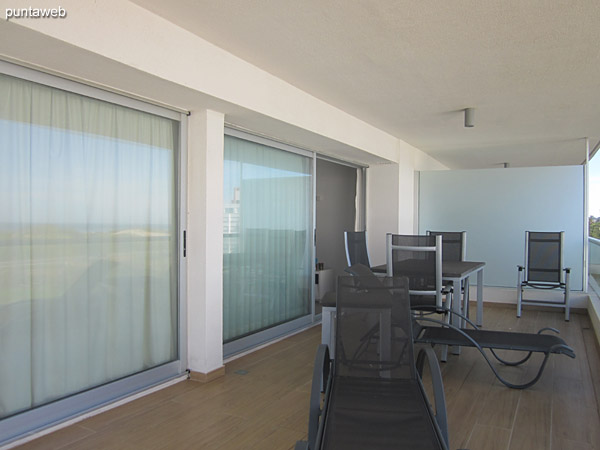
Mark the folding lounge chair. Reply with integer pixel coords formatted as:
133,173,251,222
413,307,575,389
296,275,452,450
517,231,571,321
345,264,576,390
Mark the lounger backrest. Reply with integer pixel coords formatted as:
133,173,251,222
344,231,371,267
336,275,415,380
525,231,564,284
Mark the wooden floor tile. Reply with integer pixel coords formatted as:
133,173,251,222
10,307,598,450
466,424,511,450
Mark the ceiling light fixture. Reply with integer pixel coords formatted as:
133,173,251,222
464,108,474,128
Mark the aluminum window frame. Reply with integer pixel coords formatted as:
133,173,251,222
223,127,316,358
0,60,188,446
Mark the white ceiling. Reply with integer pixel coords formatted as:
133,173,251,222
131,0,600,169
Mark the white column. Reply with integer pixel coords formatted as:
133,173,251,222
366,163,400,265
187,109,224,375
397,152,416,234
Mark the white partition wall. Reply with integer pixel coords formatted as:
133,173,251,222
419,166,585,290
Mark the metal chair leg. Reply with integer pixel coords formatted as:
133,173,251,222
517,266,523,318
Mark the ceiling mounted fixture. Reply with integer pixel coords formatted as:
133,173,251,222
464,108,474,128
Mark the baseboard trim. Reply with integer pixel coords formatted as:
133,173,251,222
189,366,225,383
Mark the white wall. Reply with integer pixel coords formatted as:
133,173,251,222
366,142,449,266
419,166,585,290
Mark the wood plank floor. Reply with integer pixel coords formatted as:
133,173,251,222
12,304,600,450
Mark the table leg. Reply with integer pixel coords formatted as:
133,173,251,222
450,276,462,355
476,269,484,327
321,307,335,359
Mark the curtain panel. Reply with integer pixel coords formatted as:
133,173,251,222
0,73,179,419
223,135,312,342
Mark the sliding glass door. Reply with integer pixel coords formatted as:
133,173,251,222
0,66,183,443
223,132,313,353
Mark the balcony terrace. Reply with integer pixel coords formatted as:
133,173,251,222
12,303,600,450
3,1,600,448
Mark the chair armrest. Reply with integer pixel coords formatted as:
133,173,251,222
517,265,524,289
564,267,571,273
416,346,449,449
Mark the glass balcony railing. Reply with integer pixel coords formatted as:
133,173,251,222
588,237,600,295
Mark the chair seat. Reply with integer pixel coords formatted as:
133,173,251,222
410,296,447,309
410,286,452,310
521,281,565,290
321,377,444,450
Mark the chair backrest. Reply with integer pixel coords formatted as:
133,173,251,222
385,233,443,309
344,231,371,267
524,231,564,284
427,231,466,261
335,275,415,380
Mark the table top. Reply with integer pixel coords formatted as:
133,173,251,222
371,260,485,279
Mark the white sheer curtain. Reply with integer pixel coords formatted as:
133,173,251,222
223,135,312,342
0,74,178,418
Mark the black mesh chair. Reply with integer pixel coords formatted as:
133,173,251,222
517,231,571,321
296,275,450,450
385,233,452,360
344,231,372,268
427,231,470,318
385,234,451,312
427,231,466,262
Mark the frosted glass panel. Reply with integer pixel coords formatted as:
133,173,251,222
0,73,179,419
223,135,312,342
419,166,584,289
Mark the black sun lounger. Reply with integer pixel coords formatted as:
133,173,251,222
413,309,575,389
345,264,576,390
296,275,454,450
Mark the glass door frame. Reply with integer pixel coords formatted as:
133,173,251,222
0,60,188,446
223,127,317,358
